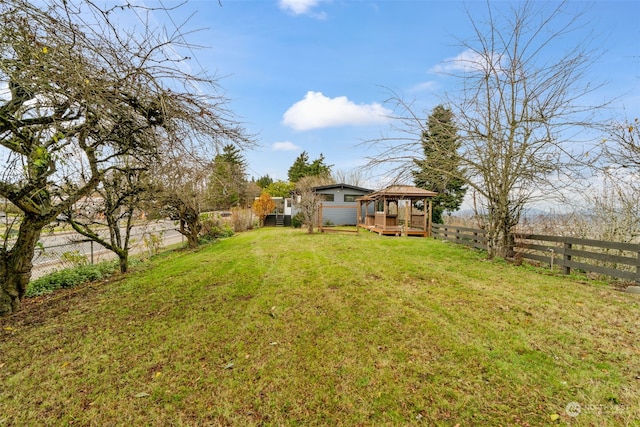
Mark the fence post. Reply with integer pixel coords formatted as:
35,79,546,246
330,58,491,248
90,240,94,265
563,241,571,275
636,247,640,284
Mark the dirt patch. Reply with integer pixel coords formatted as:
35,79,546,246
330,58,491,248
0,276,120,337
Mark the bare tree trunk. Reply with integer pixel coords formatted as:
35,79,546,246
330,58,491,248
489,226,516,259
502,226,516,259
485,207,517,259
117,252,129,274
0,216,44,315
179,218,200,249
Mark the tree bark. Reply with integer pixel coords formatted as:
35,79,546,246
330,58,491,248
485,207,517,259
118,253,129,274
179,218,200,249
0,216,44,316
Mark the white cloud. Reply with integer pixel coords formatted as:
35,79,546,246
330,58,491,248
272,141,300,151
278,0,326,17
409,81,438,93
282,91,391,131
429,49,503,75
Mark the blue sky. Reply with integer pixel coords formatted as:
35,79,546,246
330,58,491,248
145,0,640,186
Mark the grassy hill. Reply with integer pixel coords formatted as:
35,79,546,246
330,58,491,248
1,228,638,425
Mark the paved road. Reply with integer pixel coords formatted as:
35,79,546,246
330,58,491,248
31,220,185,279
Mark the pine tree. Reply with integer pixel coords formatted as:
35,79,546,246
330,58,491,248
413,105,467,223
287,152,310,183
208,144,248,209
256,175,273,188
287,151,332,183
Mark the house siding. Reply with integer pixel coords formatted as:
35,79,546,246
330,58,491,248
319,205,359,226
313,185,373,226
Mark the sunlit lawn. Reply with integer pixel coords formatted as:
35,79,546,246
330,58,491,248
1,227,638,426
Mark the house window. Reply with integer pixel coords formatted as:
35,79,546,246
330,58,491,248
344,194,359,202
318,193,334,202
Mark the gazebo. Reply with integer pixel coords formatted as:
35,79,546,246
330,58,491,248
356,185,437,237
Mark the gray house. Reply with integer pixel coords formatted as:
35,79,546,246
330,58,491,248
263,183,373,227
304,183,373,226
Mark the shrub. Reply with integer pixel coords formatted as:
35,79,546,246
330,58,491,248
231,207,253,232
292,212,304,228
143,231,165,256
252,192,276,227
200,216,234,242
26,261,119,297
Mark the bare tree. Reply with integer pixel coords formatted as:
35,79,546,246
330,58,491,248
586,173,640,243
157,152,211,249
517,172,640,246
65,165,155,274
603,117,640,170
0,0,252,315
293,175,334,234
589,117,640,243
331,168,369,187
364,1,604,258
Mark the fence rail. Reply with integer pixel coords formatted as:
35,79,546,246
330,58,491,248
431,224,487,250
432,224,640,283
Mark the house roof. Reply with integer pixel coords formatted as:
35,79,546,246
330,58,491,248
312,183,373,193
360,185,437,200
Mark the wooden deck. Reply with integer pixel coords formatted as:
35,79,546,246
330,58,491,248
318,226,359,234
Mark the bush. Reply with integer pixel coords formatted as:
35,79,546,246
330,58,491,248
26,261,119,298
231,207,253,232
292,212,304,228
200,216,234,242
143,231,165,256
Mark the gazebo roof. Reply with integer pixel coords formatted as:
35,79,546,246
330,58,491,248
361,185,437,200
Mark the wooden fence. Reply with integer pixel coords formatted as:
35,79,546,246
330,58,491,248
432,224,640,283
431,224,488,250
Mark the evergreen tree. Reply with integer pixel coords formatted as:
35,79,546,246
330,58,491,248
288,152,310,183
413,105,467,223
208,144,248,209
256,175,273,188
287,151,332,183
308,154,332,178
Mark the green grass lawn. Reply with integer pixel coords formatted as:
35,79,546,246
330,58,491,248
1,228,639,426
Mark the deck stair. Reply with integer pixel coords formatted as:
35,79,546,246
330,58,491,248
275,213,284,227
